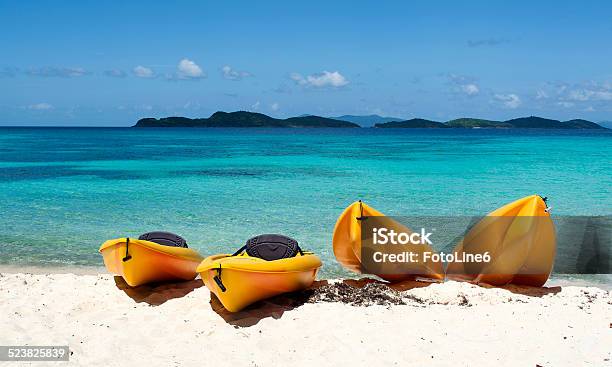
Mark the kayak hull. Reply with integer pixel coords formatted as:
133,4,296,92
446,195,556,287
332,201,444,282
197,253,322,312
99,238,203,287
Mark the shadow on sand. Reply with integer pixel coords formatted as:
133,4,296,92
113,276,203,306
209,278,436,327
209,280,329,328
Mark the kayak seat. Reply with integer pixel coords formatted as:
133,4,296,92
138,231,188,248
235,234,302,261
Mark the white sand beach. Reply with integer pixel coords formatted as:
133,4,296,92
1,272,610,367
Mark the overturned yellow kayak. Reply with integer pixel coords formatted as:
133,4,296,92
197,252,322,312
100,237,203,287
446,195,556,286
332,201,444,282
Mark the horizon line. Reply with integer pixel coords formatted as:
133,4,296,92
2,111,611,128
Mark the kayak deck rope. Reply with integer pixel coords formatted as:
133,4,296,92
540,195,552,213
231,245,247,257
356,199,366,221
122,237,132,262
214,264,227,292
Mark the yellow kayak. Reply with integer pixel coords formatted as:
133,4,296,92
100,236,203,287
332,201,444,282
446,195,556,286
197,252,322,312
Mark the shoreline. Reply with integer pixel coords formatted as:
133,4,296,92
1,264,610,290
1,272,610,366
0,264,106,275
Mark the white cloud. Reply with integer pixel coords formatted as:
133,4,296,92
133,65,155,78
536,81,612,108
28,102,54,110
221,65,252,80
291,71,349,88
182,101,202,110
461,83,479,96
528,80,612,111
447,74,479,96
270,102,280,111
104,69,127,78
177,58,205,79
567,90,590,101
290,73,304,84
494,93,521,109
251,101,260,110
27,67,89,78
567,88,612,102
535,90,548,99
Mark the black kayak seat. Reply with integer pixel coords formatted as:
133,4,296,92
138,231,188,248
240,234,302,261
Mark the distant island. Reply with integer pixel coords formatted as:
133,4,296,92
134,111,359,128
374,118,448,128
134,112,608,129
331,114,403,127
375,116,606,129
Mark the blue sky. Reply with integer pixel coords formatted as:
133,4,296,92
2,1,612,126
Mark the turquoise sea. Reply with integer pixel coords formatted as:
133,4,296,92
0,127,610,279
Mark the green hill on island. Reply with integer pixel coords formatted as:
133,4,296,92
332,114,403,127
445,118,513,128
374,118,448,128
504,116,604,129
134,111,360,128
374,115,607,129
135,112,607,129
